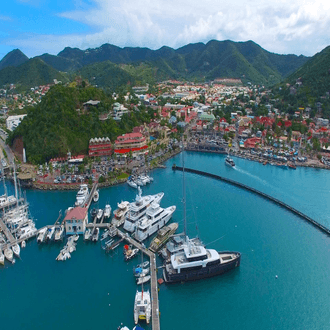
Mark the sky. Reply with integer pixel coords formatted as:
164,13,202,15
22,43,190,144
1,0,330,60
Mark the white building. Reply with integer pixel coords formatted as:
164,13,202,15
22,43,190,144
63,207,88,235
6,114,27,131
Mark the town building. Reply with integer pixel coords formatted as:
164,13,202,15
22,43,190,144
64,207,88,235
6,114,27,131
114,132,148,155
89,137,112,157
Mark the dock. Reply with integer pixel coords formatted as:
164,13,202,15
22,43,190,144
86,182,98,209
117,229,160,330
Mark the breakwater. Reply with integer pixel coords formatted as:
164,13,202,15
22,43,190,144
172,165,330,236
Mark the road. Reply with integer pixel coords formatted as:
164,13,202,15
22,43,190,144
0,132,15,165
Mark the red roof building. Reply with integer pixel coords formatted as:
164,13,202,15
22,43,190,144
114,132,148,155
244,137,262,149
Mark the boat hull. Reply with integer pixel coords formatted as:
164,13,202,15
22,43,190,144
163,252,241,283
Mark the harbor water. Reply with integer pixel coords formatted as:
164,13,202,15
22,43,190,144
1,152,330,330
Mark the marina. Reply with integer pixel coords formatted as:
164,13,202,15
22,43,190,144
1,152,330,330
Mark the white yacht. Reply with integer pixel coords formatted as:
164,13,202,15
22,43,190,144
84,228,92,240
134,290,151,324
46,226,55,241
4,247,13,263
0,250,4,265
136,275,151,285
21,240,26,248
18,221,37,240
96,209,103,221
135,203,176,242
93,189,99,203
123,187,164,232
0,194,17,208
37,227,47,243
54,225,64,241
104,204,111,219
12,243,20,258
75,184,89,207
127,179,138,188
112,201,129,227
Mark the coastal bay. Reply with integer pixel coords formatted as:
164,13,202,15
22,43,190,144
1,151,330,330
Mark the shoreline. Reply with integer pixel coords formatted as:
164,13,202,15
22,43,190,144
22,149,182,191
15,147,328,191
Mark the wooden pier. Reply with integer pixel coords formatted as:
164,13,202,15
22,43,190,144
86,182,98,210
117,229,160,330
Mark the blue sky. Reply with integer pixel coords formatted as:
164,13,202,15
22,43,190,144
1,0,330,60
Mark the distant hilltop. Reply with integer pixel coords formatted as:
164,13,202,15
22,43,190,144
0,40,310,89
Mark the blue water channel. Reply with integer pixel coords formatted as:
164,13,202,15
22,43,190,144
1,151,330,330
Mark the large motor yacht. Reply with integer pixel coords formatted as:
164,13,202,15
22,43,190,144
123,187,164,232
134,203,176,242
163,237,240,283
75,184,89,207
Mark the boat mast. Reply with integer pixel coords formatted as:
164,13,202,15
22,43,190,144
182,139,187,241
1,162,7,197
13,162,18,205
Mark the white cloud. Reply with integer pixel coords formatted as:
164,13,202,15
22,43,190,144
0,15,12,21
7,0,330,56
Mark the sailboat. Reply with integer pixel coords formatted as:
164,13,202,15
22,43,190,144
163,144,241,283
134,251,151,324
12,243,20,258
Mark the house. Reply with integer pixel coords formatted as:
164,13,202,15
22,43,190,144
64,207,88,235
244,137,262,149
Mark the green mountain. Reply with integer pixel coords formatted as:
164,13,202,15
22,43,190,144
35,53,81,72
284,46,330,97
58,40,309,86
0,49,29,70
0,40,312,89
0,58,69,89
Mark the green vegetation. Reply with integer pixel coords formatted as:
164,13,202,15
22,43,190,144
7,85,156,164
0,49,29,71
117,172,129,180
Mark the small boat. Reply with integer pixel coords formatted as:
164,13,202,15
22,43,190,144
134,267,150,277
21,240,26,248
136,261,149,269
101,229,109,240
136,275,151,285
37,227,47,243
92,228,100,242
288,164,296,169
46,226,55,241
4,247,13,263
84,228,92,240
263,161,267,165
124,248,139,261
225,155,235,167
54,225,65,241
104,204,111,218
93,190,99,203
12,243,20,258
97,209,103,221
0,250,4,265
73,234,79,242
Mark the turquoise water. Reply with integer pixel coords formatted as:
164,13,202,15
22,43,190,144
1,152,330,330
